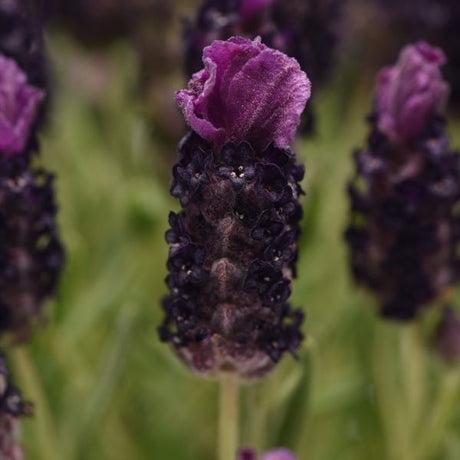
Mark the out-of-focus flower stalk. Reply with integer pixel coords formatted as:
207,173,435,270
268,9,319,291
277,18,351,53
346,42,460,320
219,374,239,460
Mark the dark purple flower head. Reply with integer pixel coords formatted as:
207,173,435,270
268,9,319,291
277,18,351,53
375,42,449,145
433,306,460,362
346,42,460,320
0,54,44,155
161,39,307,378
237,447,298,460
176,37,311,150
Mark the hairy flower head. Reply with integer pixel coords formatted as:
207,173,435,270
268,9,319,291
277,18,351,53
161,38,308,378
176,36,310,150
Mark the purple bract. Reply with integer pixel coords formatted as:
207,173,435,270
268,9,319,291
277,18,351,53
375,42,449,144
176,37,310,150
0,54,44,155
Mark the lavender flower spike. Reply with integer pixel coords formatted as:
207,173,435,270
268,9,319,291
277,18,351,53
346,42,460,320
176,37,310,151
237,447,298,460
0,55,44,155
160,37,310,378
375,42,449,145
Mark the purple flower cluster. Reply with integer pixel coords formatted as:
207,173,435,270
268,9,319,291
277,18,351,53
346,42,460,320
183,0,346,133
0,3,64,339
0,351,31,460
159,37,310,378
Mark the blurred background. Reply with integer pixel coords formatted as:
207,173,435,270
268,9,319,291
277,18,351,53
8,0,460,459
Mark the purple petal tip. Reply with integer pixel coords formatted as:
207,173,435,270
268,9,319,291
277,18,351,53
375,41,449,144
176,37,311,150
0,54,45,155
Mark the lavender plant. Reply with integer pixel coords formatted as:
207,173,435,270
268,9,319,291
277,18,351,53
159,36,309,459
345,42,460,320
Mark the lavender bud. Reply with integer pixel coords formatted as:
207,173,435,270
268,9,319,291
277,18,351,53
183,0,346,134
433,306,460,362
346,42,460,320
237,447,298,460
0,351,32,460
159,37,310,378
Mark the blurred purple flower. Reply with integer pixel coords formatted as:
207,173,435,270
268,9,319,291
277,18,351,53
0,54,44,155
346,42,460,320
176,37,310,150
237,447,298,460
375,42,449,144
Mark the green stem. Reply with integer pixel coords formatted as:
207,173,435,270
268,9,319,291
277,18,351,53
219,373,239,460
416,369,460,459
400,324,426,443
247,383,264,451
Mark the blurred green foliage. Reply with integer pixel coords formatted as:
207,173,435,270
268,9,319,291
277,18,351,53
8,32,460,460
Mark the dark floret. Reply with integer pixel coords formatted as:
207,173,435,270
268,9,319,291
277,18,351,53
0,160,64,339
159,131,304,378
346,115,460,320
